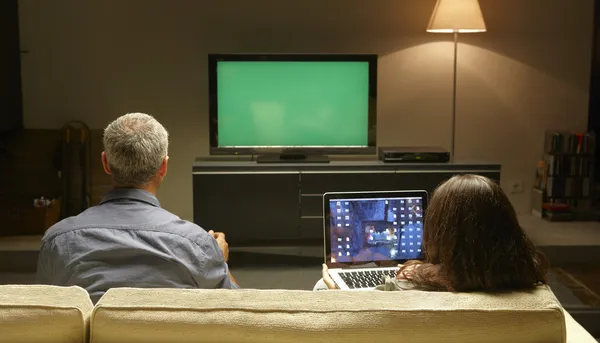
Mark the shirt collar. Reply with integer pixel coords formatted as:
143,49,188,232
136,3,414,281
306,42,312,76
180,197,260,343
99,188,161,207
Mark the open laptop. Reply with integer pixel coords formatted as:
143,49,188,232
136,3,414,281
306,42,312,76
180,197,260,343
323,190,428,290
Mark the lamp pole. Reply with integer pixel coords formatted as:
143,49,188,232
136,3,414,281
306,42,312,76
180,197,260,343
427,0,487,161
451,32,458,162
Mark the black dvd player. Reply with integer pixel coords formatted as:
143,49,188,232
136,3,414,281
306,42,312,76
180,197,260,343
378,146,450,163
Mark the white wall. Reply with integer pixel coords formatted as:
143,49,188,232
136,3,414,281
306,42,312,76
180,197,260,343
18,0,594,220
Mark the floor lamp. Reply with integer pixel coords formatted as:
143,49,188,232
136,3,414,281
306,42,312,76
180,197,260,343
427,0,487,161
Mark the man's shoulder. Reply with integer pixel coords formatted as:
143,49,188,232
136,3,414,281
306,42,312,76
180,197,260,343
152,211,212,244
42,205,211,247
42,211,92,243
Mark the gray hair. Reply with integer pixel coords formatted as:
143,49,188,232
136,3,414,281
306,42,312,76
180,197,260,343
103,113,169,187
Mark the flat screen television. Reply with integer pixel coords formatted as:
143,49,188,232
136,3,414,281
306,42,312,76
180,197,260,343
208,54,377,162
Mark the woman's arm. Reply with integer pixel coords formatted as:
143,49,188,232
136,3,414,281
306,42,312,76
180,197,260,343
321,264,338,289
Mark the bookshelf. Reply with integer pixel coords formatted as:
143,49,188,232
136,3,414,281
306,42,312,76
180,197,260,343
533,131,596,221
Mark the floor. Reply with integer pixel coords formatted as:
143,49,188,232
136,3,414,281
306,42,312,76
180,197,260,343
520,215,600,247
555,265,600,308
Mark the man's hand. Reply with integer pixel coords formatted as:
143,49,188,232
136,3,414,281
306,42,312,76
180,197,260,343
208,230,229,263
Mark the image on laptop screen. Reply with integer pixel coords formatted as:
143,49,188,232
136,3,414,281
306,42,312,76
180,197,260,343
328,195,425,264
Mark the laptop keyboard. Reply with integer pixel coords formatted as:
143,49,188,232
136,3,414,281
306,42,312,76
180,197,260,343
338,269,398,289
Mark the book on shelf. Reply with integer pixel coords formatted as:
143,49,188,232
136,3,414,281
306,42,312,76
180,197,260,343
545,131,595,154
535,130,595,217
534,159,546,190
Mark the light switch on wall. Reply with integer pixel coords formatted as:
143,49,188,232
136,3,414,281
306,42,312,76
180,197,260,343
509,180,524,194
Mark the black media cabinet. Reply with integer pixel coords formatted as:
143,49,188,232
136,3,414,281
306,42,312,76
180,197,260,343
192,159,501,247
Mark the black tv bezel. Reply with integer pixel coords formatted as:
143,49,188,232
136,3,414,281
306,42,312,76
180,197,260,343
208,53,378,156
323,190,428,268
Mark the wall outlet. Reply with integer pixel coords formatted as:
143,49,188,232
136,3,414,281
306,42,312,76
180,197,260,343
509,180,524,194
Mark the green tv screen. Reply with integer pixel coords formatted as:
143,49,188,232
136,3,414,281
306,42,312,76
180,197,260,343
215,61,371,148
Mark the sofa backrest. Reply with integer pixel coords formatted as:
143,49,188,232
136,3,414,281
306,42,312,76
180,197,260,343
90,285,566,343
0,285,93,343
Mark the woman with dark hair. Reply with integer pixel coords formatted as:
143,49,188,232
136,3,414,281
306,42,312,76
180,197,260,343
319,174,548,291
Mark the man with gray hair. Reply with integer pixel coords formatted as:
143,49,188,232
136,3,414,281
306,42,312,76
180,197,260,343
38,113,238,302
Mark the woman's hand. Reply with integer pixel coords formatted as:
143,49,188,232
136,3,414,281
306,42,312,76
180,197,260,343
322,264,338,289
396,263,419,280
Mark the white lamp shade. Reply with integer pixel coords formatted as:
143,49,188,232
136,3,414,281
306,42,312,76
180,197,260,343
427,0,487,33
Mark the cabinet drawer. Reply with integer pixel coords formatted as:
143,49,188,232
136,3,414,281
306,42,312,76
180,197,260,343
300,217,325,240
301,171,500,196
389,171,501,194
193,173,300,243
300,195,323,217
301,171,397,195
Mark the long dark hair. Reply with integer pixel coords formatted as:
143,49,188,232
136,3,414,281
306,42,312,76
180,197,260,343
399,174,548,291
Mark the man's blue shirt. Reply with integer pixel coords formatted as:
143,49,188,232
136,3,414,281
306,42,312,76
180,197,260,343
37,188,237,303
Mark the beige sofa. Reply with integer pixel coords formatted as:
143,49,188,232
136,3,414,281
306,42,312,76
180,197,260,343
0,285,596,343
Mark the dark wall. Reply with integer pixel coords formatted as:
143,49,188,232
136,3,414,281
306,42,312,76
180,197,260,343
0,0,23,132
13,0,596,217
590,1,600,164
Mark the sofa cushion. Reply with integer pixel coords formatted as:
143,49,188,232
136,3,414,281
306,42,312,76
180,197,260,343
563,309,598,343
91,285,565,343
0,285,93,343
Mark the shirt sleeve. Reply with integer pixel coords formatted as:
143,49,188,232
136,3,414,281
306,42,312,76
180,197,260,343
375,276,413,291
36,241,54,285
191,233,238,289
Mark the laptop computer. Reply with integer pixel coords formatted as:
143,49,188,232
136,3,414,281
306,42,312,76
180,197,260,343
323,190,428,290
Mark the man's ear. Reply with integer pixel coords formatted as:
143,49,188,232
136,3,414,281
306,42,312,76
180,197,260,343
159,155,169,178
101,152,112,175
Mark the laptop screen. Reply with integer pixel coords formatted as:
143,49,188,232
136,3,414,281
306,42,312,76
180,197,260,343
325,191,427,265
